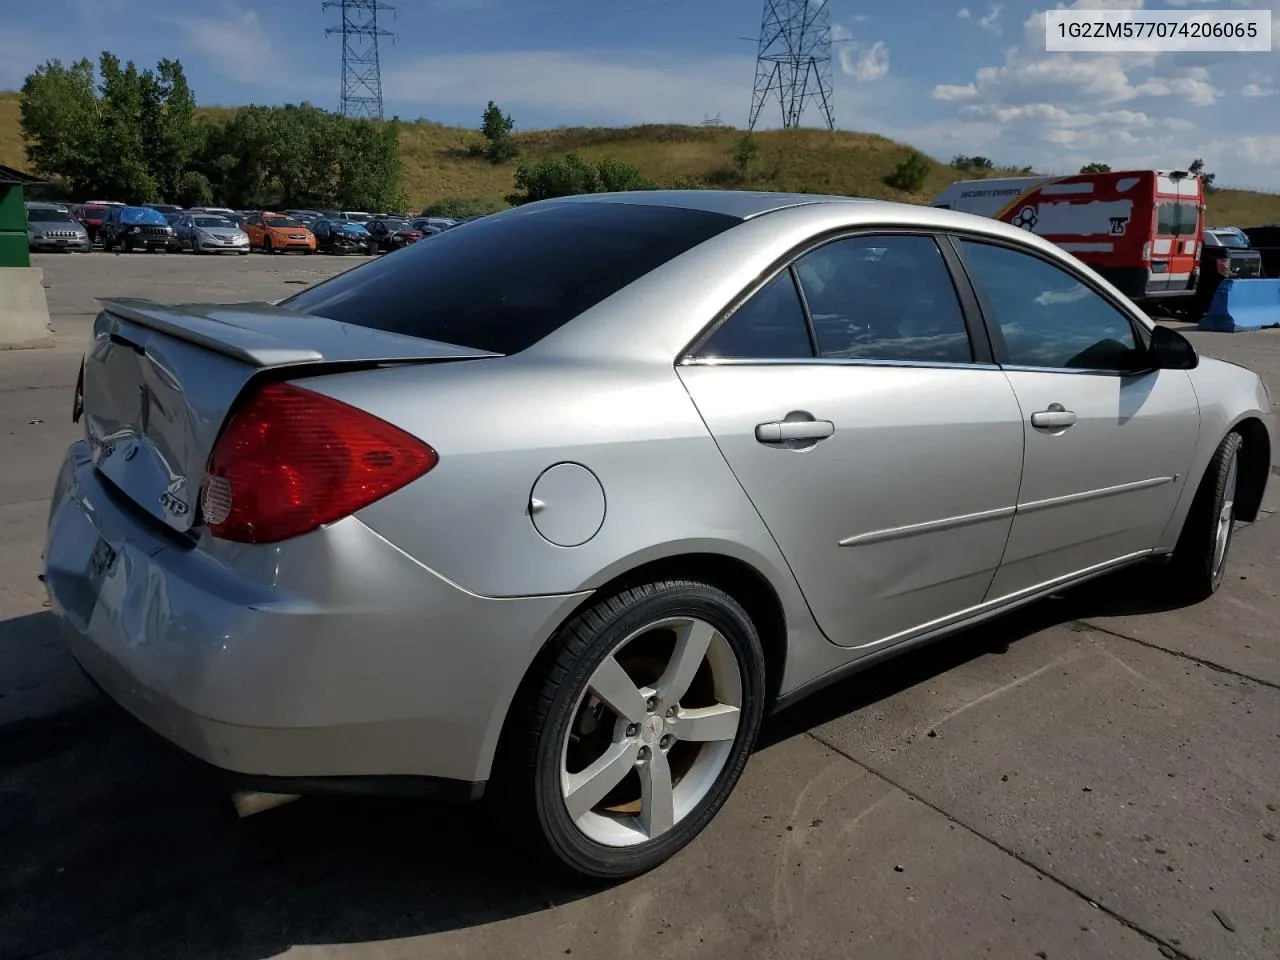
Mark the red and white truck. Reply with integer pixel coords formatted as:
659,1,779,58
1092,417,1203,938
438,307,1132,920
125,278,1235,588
933,169,1205,308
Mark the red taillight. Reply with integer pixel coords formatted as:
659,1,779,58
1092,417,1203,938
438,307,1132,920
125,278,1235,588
201,381,437,544
72,357,85,424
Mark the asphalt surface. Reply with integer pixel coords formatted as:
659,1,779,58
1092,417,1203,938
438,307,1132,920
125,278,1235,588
1,250,1278,960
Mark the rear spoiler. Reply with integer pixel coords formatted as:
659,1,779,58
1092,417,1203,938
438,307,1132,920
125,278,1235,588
96,297,501,368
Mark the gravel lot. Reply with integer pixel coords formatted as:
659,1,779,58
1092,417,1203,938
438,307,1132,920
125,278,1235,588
2,250,1278,960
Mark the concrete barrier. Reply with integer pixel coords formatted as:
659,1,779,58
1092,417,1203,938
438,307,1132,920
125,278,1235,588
1198,277,1280,333
0,267,54,348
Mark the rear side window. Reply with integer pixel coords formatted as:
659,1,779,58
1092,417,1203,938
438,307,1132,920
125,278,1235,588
695,270,813,360
283,202,738,355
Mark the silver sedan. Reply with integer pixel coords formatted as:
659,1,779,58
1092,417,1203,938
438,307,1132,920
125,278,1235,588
43,191,1274,879
172,212,251,254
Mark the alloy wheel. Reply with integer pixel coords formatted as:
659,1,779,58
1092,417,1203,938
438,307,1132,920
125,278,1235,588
559,616,743,847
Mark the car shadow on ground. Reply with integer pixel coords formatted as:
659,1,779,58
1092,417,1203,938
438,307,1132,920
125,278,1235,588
0,564,1189,960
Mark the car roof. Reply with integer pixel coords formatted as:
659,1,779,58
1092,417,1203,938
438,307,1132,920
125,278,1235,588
541,189,872,220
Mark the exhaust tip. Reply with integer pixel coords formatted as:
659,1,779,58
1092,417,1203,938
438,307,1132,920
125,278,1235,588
230,790,300,818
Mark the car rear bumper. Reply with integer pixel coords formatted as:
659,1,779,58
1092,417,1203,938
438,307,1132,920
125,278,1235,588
42,441,589,787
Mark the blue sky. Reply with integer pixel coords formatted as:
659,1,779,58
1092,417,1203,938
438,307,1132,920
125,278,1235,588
2,0,1278,189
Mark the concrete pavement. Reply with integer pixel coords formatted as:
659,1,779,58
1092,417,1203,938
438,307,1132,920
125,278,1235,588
0,252,1277,960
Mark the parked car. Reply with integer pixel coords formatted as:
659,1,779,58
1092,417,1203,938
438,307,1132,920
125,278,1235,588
161,212,186,251
408,217,456,237
69,203,110,244
310,217,378,255
284,209,323,225
99,204,175,253
173,212,251,255
43,192,1273,881
1190,227,1265,317
146,203,184,216
242,213,316,254
25,202,92,252
367,216,424,252
338,210,374,223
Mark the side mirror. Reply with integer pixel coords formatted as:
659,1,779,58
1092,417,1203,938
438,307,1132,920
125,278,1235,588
1148,323,1198,370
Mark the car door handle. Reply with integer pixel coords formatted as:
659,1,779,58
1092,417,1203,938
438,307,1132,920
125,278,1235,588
755,419,835,443
1030,405,1077,429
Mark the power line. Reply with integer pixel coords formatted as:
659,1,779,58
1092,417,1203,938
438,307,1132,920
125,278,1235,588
748,0,836,131
323,0,396,120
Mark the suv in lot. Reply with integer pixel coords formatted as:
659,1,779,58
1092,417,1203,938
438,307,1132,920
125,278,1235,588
100,204,176,253
25,202,91,252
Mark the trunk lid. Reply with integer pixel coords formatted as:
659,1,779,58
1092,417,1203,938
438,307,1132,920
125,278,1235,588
82,298,498,534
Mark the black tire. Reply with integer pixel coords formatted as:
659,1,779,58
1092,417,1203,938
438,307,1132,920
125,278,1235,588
497,579,767,881
263,237,273,255
1168,431,1243,601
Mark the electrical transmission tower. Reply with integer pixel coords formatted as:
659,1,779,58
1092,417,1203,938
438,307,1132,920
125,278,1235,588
323,0,396,120
747,0,835,132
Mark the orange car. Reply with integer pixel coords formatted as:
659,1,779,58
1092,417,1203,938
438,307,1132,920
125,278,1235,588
243,212,317,254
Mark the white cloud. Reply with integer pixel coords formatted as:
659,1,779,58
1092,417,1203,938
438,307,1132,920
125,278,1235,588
830,24,890,81
957,7,972,18
163,2,329,96
921,0,1280,187
977,4,1003,33
933,82,978,100
381,51,753,125
170,5,274,80
848,41,890,80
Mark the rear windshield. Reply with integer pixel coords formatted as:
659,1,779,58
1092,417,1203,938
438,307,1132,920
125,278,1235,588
282,202,739,354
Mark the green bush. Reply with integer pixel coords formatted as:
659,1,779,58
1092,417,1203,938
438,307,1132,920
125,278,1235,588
506,153,655,205
884,151,931,192
420,195,507,218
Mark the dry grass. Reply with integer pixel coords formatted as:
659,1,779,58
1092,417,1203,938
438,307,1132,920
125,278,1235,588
3,90,1278,226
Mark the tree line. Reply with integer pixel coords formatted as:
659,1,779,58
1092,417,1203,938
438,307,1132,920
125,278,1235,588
20,53,406,212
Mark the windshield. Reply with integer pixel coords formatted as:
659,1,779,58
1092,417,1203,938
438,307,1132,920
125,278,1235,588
282,203,739,355
265,217,303,229
122,207,168,225
380,219,410,230
30,208,75,223
344,213,372,222
195,216,234,228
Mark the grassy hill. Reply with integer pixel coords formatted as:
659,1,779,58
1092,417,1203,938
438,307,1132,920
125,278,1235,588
3,90,1278,226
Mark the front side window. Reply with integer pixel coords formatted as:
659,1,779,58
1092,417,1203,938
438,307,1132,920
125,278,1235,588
958,239,1140,371
694,270,813,360
793,234,973,364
